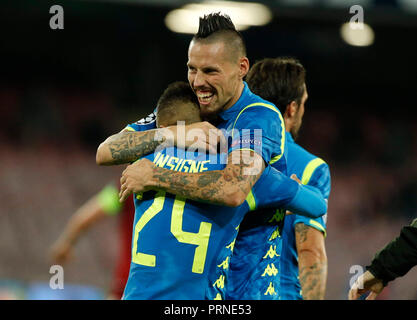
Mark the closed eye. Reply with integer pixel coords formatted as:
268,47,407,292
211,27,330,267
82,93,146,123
203,68,218,74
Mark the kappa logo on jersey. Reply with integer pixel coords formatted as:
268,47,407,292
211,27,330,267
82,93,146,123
226,238,236,252
264,282,277,296
263,245,279,259
261,263,279,277
134,112,156,125
217,257,230,270
269,227,281,241
213,275,225,289
214,293,222,300
268,209,285,223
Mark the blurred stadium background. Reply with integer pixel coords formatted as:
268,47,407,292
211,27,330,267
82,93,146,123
0,0,416,299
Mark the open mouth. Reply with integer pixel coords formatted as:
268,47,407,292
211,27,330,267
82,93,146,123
196,91,215,105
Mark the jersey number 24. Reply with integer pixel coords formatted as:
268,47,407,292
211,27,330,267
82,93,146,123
131,191,212,274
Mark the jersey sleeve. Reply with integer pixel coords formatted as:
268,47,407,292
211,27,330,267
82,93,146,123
124,111,157,132
293,161,331,236
286,184,327,219
96,183,122,216
228,104,285,164
248,166,327,219
247,166,299,210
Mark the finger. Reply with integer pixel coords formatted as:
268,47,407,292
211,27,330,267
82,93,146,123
201,121,216,131
290,174,301,183
119,187,132,203
218,129,227,146
121,189,131,203
209,127,225,144
119,189,127,203
120,174,127,185
207,143,218,155
348,288,359,300
119,182,127,199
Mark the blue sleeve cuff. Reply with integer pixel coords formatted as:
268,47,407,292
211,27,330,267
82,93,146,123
286,184,327,219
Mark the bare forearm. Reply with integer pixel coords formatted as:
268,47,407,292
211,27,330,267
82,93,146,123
63,197,106,244
119,150,265,205
298,251,327,300
295,223,327,300
149,161,261,207
149,167,248,207
96,129,167,165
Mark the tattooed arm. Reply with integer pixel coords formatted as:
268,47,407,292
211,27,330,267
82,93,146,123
295,223,328,300
119,150,265,207
96,129,169,166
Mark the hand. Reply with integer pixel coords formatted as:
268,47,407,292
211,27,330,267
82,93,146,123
348,270,385,300
286,174,301,216
119,158,155,202
49,238,74,265
168,121,226,154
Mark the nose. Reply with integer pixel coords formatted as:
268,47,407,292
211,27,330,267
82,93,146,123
192,70,207,88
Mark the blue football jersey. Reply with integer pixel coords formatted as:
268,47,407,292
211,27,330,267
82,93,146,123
227,132,331,300
122,82,291,299
280,132,331,300
217,82,287,172
226,207,286,299
122,147,310,299
226,128,330,300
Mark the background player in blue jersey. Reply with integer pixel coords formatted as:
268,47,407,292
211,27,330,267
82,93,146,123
97,13,288,214
238,57,331,300
120,81,326,299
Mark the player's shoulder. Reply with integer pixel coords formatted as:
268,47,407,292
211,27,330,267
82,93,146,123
289,139,328,168
233,94,283,135
289,141,318,163
242,90,280,116
288,140,330,183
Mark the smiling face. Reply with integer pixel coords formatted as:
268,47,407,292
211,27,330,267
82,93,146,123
187,39,248,119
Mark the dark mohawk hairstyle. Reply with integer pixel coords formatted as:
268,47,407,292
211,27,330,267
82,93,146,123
195,12,237,38
193,12,246,57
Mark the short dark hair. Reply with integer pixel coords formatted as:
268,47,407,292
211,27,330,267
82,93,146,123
193,12,246,58
156,81,199,118
246,57,306,114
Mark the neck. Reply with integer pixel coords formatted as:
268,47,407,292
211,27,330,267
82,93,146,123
222,81,244,112
284,118,292,134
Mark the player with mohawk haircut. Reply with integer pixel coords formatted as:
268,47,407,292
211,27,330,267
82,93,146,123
117,11,290,227
98,13,303,299
106,12,289,212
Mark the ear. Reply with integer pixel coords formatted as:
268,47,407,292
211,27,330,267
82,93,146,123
286,101,298,119
238,57,250,79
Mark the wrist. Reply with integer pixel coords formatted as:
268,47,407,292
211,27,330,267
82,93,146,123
366,266,388,287
146,164,164,190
